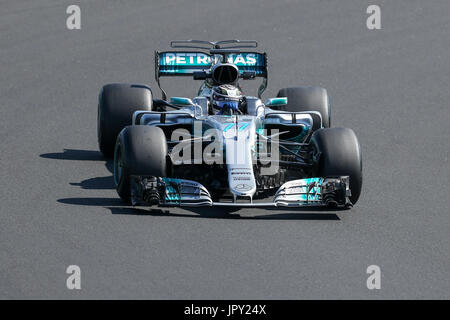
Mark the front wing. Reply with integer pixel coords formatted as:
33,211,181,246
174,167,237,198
130,176,352,208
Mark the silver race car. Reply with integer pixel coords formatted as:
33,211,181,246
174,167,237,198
97,40,362,209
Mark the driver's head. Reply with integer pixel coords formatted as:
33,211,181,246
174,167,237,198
211,85,243,115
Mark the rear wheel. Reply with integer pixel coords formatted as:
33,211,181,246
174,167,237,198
311,128,362,205
98,83,153,157
277,86,330,129
114,126,168,203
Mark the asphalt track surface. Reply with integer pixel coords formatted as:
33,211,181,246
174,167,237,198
1,0,449,299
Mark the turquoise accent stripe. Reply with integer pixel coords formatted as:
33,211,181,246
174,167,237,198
293,178,323,201
224,122,249,132
162,178,181,201
239,122,249,131
224,123,234,132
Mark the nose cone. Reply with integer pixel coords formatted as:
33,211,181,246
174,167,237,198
222,118,257,202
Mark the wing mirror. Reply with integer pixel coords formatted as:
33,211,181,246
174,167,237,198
265,97,288,107
170,97,194,106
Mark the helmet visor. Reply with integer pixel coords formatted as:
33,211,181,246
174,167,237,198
216,101,239,113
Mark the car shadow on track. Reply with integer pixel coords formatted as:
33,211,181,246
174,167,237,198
40,149,104,161
40,148,114,189
46,149,342,221
57,197,342,221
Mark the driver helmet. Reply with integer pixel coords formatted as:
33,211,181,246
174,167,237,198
211,84,243,115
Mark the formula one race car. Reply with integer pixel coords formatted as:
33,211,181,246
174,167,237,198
97,40,362,208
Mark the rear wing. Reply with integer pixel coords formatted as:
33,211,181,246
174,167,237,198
154,40,268,100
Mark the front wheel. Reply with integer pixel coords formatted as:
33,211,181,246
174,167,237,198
114,125,168,202
311,128,362,205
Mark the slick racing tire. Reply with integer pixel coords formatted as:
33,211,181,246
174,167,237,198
311,128,362,205
114,125,168,203
277,86,330,129
98,83,153,157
